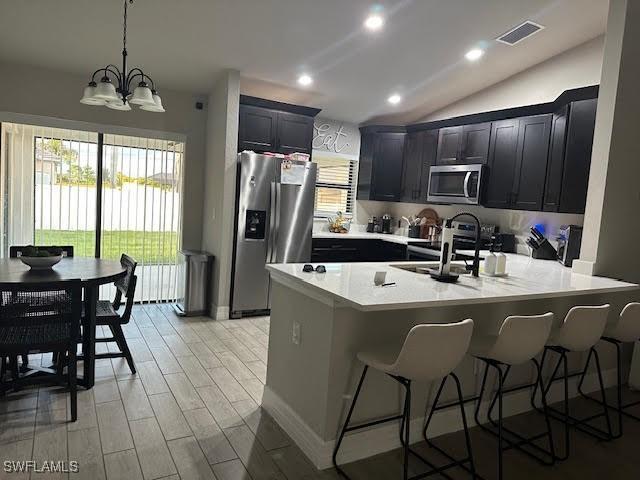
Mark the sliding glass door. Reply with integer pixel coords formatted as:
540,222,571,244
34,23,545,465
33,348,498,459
0,122,184,302
100,134,183,302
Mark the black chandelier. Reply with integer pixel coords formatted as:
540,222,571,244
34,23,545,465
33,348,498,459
80,0,164,112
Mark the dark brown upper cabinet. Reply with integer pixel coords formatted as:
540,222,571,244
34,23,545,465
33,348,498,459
238,96,320,155
359,86,598,213
543,106,569,212
485,119,520,209
511,114,552,211
400,130,438,203
276,112,314,154
436,122,491,165
485,115,552,211
435,126,463,165
357,131,406,202
238,105,278,152
460,122,492,164
543,98,597,214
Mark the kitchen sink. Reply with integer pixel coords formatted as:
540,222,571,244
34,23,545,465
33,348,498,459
391,263,471,275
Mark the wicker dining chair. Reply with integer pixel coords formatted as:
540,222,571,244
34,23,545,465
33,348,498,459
91,254,138,374
8,245,74,370
0,280,82,421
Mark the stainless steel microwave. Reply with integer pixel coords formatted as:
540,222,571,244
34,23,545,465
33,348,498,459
427,164,485,205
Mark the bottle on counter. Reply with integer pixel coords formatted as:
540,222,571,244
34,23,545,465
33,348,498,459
484,243,497,275
496,241,507,275
366,217,375,233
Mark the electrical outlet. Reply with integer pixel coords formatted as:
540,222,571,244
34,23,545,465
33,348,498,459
292,320,301,345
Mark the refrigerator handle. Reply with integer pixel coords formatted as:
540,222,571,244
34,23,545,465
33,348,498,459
266,181,276,263
272,182,281,263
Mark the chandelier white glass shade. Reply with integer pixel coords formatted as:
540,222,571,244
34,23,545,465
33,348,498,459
80,0,164,113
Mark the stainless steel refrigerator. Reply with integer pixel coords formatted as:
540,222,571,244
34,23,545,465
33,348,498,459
230,152,317,317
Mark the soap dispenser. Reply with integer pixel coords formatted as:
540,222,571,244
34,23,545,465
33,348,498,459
484,243,497,276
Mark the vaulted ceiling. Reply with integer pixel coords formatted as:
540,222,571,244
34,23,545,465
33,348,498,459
0,0,608,123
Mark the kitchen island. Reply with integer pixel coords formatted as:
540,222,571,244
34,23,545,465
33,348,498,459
263,254,638,469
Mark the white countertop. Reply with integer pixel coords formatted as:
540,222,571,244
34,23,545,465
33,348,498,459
267,254,638,311
313,231,431,245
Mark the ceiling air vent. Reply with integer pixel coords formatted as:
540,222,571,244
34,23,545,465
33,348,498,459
496,21,544,45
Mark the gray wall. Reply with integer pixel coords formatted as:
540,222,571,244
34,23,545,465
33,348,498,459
421,35,604,122
312,117,361,158
201,70,240,319
0,61,207,250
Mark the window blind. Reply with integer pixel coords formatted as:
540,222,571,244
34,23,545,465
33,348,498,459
312,151,358,217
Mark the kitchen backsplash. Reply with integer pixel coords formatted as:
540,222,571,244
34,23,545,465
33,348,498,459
314,200,584,252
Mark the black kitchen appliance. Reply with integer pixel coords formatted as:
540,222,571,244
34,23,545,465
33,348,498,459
381,214,392,234
557,225,583,267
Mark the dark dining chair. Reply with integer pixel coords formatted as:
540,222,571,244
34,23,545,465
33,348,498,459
91,254,138,374
8,245,74,370
10,245,74,258
0,280,82,421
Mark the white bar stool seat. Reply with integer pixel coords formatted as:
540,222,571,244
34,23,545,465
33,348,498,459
577,303,640,437
333,319,476,480
538,304,612,460
468,313,555,480
604,303,640,342
469,312,554,365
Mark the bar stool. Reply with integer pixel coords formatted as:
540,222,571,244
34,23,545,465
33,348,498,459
466,312,555,480
536,304,612,460
333,319,475,480
576,302,640,438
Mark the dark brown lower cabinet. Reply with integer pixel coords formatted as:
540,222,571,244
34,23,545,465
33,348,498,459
311,239,406,263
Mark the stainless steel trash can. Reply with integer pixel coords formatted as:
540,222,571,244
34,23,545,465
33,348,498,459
173,250,213,316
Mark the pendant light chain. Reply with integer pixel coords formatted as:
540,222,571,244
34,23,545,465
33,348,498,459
123,0,128,53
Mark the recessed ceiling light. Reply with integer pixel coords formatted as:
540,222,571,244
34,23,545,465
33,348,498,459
465,48,484,61
387,94,401,105
364,14,384,31
297,74,313,86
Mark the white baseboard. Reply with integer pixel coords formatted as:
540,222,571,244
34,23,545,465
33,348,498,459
263,368,617,470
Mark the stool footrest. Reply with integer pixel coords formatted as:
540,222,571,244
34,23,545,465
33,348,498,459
478,420,554,465
344,414,404,433
407,447,476,480
545,405,613,441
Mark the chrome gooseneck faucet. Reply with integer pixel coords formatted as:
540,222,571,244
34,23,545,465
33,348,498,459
431,212,482,282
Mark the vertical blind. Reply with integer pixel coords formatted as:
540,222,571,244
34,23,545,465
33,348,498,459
100,134,184,303
312,151,358,217
0,122,184,303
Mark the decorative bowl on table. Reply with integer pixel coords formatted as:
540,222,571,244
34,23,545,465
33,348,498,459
18,246,64,270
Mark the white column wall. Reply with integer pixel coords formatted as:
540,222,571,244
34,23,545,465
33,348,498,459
574,0,640,284
201,70,240,319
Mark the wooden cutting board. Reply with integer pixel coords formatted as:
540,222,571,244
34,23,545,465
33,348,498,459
417,208,439,226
